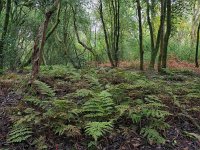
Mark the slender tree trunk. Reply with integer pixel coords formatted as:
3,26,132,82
72,6,98,61
136,0,144,70
151,0,157,41
158,0,166,72
162,0,171,68
146,0,154,54
147,0,162,69
0,0,11,70
191,1,200,48
31,0,60,82
99,0,115,67
195,21,200,68
0,0,3,17
114,0,120,67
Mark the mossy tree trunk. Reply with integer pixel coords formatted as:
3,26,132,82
195,21,200,68
136,0,144,70
31,0,60,82
0,0,11,71
157,0,166,72
162,0,172,68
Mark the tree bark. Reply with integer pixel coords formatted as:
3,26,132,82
0,0,11,70
113,0,120,67
162,0,172,68
0,0,3,17
147,0,162,69
30,0,60,82
158,0,166,72
191,0,200,48
72,6,98,61
99,0,115,67
136,0,144,70
195,21,200,68
146,0,154,54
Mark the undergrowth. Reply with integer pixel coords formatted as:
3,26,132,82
3,66,200,149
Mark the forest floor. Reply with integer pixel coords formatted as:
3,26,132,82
0,65,200,150
99,58,200,74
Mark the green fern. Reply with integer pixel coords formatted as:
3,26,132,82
7,125,32,143
39,65,76,78
85,121,113,142
23,97,49,109
53,124,81,137
140,127,166,144
75,89,94,97
43,99,79,121
115,104,130,116
33,80,55,97
83,74,100,86
32,136,48,150
142,109,171,118
14,108,41,125
130,113,142,123
83,91,114,120
149,119,170,130
127,96,171,144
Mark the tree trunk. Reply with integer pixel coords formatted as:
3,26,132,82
147,0,162,69
113,0,120,67
136,0,144,70
162,0,172,68
72,6,98,61
99,0,115,67
0,0,3,17
195,21,200,68
158,0,166,72
146,0,154,55
0,0,11,71
30,0,60,82
191,1,200,48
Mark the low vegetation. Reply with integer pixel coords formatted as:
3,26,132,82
0,66,199,149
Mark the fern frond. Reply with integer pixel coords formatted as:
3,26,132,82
33,80,55,97
23,97,49,109
130,113,142,123
83,91,114,120
54,124,81,137
76,89,94,97
7,125,32,143
142,109,171,118
115,105,130,116
140,127,166,144
149,119,170,130
32,136,48,150
85,121,113,141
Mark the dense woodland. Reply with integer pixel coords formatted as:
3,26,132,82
0,0,200,150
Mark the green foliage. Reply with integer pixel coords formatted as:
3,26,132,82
23,97,49,109
14,107,41,125
140,127,166,144
41,65,69,76
7,68,192,147
33,80,55,97
128,96,171,144
7,125,32,143
85,121,113,142
75,89,94,97
14,97,81,142
39,65,81,81
32,136,48,150
83,91,114,120
129,96,171,122
53,124,81,137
